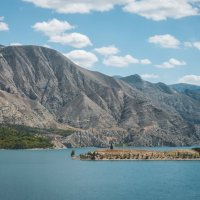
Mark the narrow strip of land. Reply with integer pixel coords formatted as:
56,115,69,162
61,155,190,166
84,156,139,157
78,148,200,160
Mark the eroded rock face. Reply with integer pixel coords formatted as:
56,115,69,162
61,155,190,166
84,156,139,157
0,90,62,129
0,45,199,147
60,129,127,147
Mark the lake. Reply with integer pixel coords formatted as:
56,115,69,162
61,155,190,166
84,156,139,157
0,147,200,200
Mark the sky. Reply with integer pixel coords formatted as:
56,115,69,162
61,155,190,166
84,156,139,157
0,0,200,85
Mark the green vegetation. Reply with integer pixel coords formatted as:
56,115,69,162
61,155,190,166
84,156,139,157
192,148,200,153
71,150,75,157
80,154,88,159
0,125,53,149
80,151,96,160
110,142,113,149
0,124,75,137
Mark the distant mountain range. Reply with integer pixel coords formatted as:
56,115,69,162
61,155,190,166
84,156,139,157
170,83,200,101
0,45,199,147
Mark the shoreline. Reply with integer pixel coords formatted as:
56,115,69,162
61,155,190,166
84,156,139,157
90,158,200,161
0,147,67,151
79,148,200,161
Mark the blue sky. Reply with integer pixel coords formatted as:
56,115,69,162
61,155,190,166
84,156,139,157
0,0,200,85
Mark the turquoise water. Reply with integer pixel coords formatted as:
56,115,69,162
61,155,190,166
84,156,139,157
0,147,200,200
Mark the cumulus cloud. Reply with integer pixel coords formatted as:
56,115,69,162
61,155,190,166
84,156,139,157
23,0,129,14
64,50,98,68
148,34,180,48
23,0,200,20
43,44,51,48
193,42,200,50
184,41,200,50
184,41,193,48
141,74,159,79
140,59,151,65
10,43,22,46
0,16,9,31
178,75,200,85
32,18,74,36
32,18,92,48
94,45,119,56
94,45,151,67
103,54,139,67
156,58,186,69
123,0,199,21
49,33,92,48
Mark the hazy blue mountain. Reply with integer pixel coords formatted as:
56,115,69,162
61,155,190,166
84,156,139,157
170,83,200,92
170,83,200,101
112,75,123,79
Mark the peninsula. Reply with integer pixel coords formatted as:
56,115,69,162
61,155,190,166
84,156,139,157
79,148,200,161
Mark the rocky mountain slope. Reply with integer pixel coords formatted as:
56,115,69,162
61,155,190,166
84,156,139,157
0,45,199,147
121,75,200,124
170,83,200,101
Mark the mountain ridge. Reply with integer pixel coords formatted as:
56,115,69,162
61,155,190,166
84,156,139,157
0,45,199,147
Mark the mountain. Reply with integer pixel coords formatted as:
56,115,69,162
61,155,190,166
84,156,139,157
170,83,200,92
0,45,200,147
121,75,200,142
121,75,200,123
112,75,123,79
170,83,200,101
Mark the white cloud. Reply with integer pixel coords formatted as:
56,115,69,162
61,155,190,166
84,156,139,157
103,54,139,67
178,75,200,85
32,19,92,48
23,0,130,14
23,0,200,21
148,34,180,48
32,18,74,36
169,58,186,66
185,41,200,50
43,44,51,48
10,43,22,46
140,59,151,65
94,45,119,56
184,41,193,48
64,50,98,68
0,16,9,31
94,45,151,66
156,58,186,69
193,42,200,50
49,33,92,48
123,0,199,21
141,74,159,79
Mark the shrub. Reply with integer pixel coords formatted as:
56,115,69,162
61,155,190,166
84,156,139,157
71,150,75,157
0,125,53,149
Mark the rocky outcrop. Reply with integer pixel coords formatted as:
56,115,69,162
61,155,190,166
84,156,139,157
0,90,61,128
58,128,127,147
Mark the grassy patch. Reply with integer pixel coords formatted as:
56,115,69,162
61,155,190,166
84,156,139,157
0,125,53,149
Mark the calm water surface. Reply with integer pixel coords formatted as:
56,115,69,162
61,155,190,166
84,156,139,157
0,147,200,200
